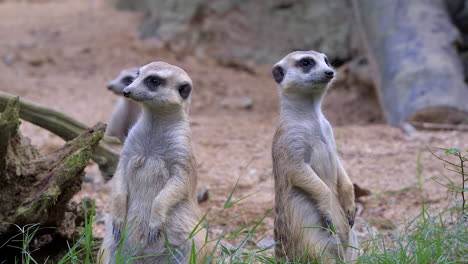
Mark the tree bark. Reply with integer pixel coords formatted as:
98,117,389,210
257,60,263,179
0,97,105,261
0,91,119,180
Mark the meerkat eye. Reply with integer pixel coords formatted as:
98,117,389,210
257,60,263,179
178,83,191,100
297,57,316,70
121,76,134,86
324,57,330,66
301,59,310,66
144,75,165,91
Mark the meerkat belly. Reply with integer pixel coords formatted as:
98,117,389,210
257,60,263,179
306,149,350,247
278,188,340,256
286,188,324,228
125,155,170,241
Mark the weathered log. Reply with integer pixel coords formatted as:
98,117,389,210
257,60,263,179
0,97,20,172
0,91,119,180
352,0,468,125
0,98,105,261
410,121,468,131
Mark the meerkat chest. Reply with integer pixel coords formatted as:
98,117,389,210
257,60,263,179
302,121,338,182
124,153,171,187
120,139,180,185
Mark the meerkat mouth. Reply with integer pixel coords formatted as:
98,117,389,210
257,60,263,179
309,79,332,86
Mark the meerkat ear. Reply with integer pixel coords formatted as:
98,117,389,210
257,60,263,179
272,65,285,83
178,83,191,100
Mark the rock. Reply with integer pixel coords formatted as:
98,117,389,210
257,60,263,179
118,0,354,63
26,54,54,67
256,236,276,249
217,57,256,75
3,55,15,65
83,175,95,183
220,96,253,110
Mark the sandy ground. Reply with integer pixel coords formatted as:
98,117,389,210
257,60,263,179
1,0,467,247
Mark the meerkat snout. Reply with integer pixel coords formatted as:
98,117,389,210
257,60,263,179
106,67,138,95
324,70,334,79
105,67,142,142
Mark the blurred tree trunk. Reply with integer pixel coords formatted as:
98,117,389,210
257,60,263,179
446,0,468,82
352,0,468,126
0,98,105,261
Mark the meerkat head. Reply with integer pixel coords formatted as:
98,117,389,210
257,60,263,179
122,62,192,113
272,50,335,95
106,67,139,95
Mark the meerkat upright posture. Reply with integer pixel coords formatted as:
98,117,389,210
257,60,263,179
105,67,142,142
100,62,208,264
271,51,358,263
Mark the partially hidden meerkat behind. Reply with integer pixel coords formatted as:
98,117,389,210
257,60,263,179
100,62,209,264
105,67,142,142
271,51,358,263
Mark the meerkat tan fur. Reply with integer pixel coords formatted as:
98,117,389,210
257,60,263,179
271,51,358,263
100,62,209,264
105,67,142,142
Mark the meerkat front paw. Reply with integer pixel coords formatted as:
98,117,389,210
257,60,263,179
112,218,125,241
320,211,334,233
147,221,162,243
346,205,357,228
321,215,332,230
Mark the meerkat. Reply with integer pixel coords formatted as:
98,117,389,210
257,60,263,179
100,62,209,264
105,67,142,142
271,51,358,263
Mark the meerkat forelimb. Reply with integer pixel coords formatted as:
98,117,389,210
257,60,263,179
337,160,356,227
271,50,358,263
101,62,209,264
105,67,141,142
109,167,127,240
148,171,189,241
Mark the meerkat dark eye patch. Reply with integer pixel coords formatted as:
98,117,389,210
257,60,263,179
296,57,316,73
324,57,330,66
272,65,285,83
178,83,191,100
121,76,134,86
144,75,165,91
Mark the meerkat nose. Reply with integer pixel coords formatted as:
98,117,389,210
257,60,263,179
325,71,334,78
107,84,114,90
123,91,131,97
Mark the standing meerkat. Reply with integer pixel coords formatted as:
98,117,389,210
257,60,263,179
105,67,142,142
100,62,209,264
271,51,358,263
